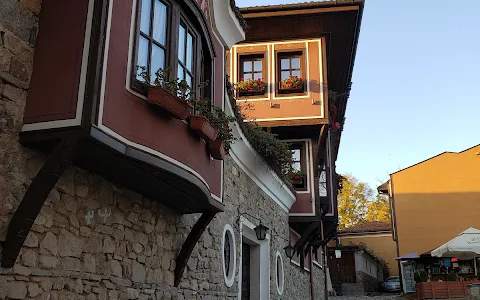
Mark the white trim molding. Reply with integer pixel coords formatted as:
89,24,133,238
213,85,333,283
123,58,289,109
222,224,237,287
209,0,245,49
225,91,296,212
238,216,271,300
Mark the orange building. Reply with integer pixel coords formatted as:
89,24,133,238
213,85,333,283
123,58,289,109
378,144,480,292
337,221,399,276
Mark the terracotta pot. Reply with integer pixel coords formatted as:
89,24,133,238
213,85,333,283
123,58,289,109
209,139,225,160
189,116,218,142
147,87,192,120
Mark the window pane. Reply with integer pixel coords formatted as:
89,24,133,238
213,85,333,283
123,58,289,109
140,0,151,35
281,71,290,80
292,70,301,78
186,32,194,71
292,149,301,161
254,60,262,71
281,59,290,70
151,45,165,82
153,0,167,45
186,74,192,89
178,25,186,62
254,73,262,80
292,162,301,171
291,57,300,69
243,73,252,80
243,61,252,72
177,63,184,80
136,36,149,81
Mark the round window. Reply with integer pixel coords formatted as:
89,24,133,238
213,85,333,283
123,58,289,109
222,224,236,287
276,251,285,295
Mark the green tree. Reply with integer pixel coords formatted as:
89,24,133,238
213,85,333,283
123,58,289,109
365,194,391,223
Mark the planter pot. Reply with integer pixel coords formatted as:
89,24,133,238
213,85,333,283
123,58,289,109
278,82,304,94
238,87,266,97
209,139,225,160
148,87,192,120
189,116,218,142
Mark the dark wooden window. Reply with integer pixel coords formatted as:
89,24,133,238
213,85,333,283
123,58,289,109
241,243,251,300
277,51,305,94
291,143,307,190
132,0,207,95
135,0,169,87
240,55,264,81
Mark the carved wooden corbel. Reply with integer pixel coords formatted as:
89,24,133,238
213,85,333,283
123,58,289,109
174,211,216,287
1,137,80,268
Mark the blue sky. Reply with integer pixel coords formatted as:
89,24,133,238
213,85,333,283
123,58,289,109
236,0,480,189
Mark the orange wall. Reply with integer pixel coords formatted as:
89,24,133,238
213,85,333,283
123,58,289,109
339,233,399,276
228,39,328,126
392,145,480,259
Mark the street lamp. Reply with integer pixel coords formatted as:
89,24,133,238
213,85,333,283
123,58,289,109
254,223,269,241
284,244,296,260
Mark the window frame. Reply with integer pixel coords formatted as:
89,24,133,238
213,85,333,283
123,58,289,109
290,142,308,191
275,50,306,96
236,51,268,99
131,0,207,98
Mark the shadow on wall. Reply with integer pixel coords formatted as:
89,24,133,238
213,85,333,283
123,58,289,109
394,191,480,256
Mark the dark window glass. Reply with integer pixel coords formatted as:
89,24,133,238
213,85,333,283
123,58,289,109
224,233,231,275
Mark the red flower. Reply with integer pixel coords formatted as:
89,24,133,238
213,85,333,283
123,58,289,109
226,151,230,156
257,78,261,82
247,84,252,89
240,78,244,82
294,175,300,180
287,80,291,84
199,96,205,102
299,78,303,81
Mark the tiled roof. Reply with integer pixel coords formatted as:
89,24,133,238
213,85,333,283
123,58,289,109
229,0,248,31
239,0,364,13
339,221,392,234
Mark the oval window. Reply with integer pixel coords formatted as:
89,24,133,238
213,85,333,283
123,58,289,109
222,224,236,287
276,251,285,295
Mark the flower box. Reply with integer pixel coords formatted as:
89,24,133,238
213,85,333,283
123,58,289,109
291,178,304,185
209,139,226,160
147,87,192,120
189,116,218,143
278,82,304,94
238,86,266,97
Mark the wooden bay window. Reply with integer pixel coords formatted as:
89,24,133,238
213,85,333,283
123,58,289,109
277,51,306,95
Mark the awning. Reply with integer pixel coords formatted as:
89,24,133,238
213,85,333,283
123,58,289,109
431,227,480,260
394,252,420,260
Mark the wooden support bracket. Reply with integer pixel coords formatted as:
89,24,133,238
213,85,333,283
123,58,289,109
174,211,216,287
1,137,79,268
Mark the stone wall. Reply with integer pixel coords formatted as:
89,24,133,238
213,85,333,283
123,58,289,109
356,271,379,293
0,1,326,299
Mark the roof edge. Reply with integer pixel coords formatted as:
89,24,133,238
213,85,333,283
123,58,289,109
239,0,365,14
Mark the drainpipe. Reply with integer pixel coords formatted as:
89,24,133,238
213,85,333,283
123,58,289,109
310,247,315,300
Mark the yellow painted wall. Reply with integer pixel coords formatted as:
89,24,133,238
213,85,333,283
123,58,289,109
339,233,399,276
392,145,480,258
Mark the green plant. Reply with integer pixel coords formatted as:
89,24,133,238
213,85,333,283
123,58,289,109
193,97,236,153
138,66,192,101
280,75,303,89
446,270,457,281
414,270,429,283
235,78,266,91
